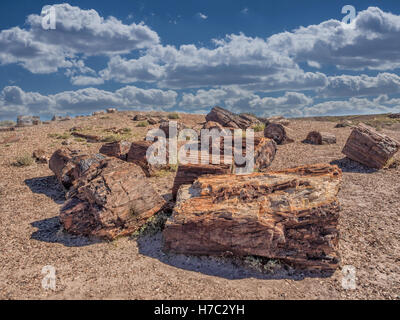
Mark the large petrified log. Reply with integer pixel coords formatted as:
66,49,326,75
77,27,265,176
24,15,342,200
206,106,254,129
127,141,167,176
49,148,106,189
60,157,165,240
164,164,342,271
264,123,294,145
171,163,232,200
99,141,131,160
304,131,336,145
342,123,400,169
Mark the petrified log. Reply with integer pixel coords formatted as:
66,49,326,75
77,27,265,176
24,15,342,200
388,113,400,119
0,127,15,132
60,157,165,240
127,141,163,176
49,148,106,189
164,164,342,271
304,131,336,145
171,163,232,200
99,141,131,160
71,132,101,142
32,149,48,164
208,136,277,171
264,123,294,145
206,106,253,129
335,120,352,128
342,123,400,169
0,134,20,144
159,120,186,138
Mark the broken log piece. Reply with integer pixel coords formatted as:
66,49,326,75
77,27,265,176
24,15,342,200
0,127,15,132
304,131,336,145
264,123,294,145
164,163,342,271
342,124,400,169
71,132,101,142
171,163,232,200
0,134,20,144
207,136,277,171
49,148,106,189
60,157,165,240
99,141,131,160
206,106,254,129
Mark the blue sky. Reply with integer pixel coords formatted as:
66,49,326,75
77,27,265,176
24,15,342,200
1,0,400,120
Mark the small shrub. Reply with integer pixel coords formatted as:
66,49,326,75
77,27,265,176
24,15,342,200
168,113,180,120
74,137,86,142
102,134,123,143
13,154,34,167
131,211,172,238
252,123,266,132
136,121,149,127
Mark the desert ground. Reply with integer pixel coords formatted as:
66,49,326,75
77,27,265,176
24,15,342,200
0,111,399,300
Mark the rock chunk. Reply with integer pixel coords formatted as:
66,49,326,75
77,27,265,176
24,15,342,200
264,123,294,145
342,124,400,169
164,164,342,271
304,131,336,145
206,106,254,129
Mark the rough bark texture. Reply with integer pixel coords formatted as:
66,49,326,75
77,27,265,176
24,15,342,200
172,163,232,200
60,157,165,240
264,123,294,145
304,131,337,145
164,164,342,271
342,124,400,169
99,141,131,160
159,120,186,138
49,148,106,190
205,106,254,129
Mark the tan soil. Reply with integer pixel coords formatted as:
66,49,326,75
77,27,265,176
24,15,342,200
0,111,399,300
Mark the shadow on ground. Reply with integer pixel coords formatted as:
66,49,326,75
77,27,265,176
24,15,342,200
136,233,334,281
31,217,100,247
24,175,66,204
330,157,378,173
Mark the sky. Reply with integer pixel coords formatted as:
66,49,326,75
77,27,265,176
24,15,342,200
1,0,400,120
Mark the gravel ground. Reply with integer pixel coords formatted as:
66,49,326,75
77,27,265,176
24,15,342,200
0,111,399,300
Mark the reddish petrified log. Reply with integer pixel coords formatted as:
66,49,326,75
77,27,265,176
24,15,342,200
71,132,101,142
264,123,294,145
205,106,254,129
164,163,342,271
49,148,106,189
99,141,131,160
60,157,165,240
342,123,400,169
304,131,336,145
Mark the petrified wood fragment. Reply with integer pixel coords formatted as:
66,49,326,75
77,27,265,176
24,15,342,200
60,157,165,240
99,141,131,160
264,123,294,145
49,148,106,189
164,164,342,271
304,131,336,145
205,106,253,129
342,123,400,169
71,132,101,142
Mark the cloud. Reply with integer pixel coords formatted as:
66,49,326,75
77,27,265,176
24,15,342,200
180,87,313,116
241,8,249,14
99,35,327,91
0,3,159,74
0,85,177,118
197,13,208,20
320,73,400,98
267,7,400,70
70,76,104,86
